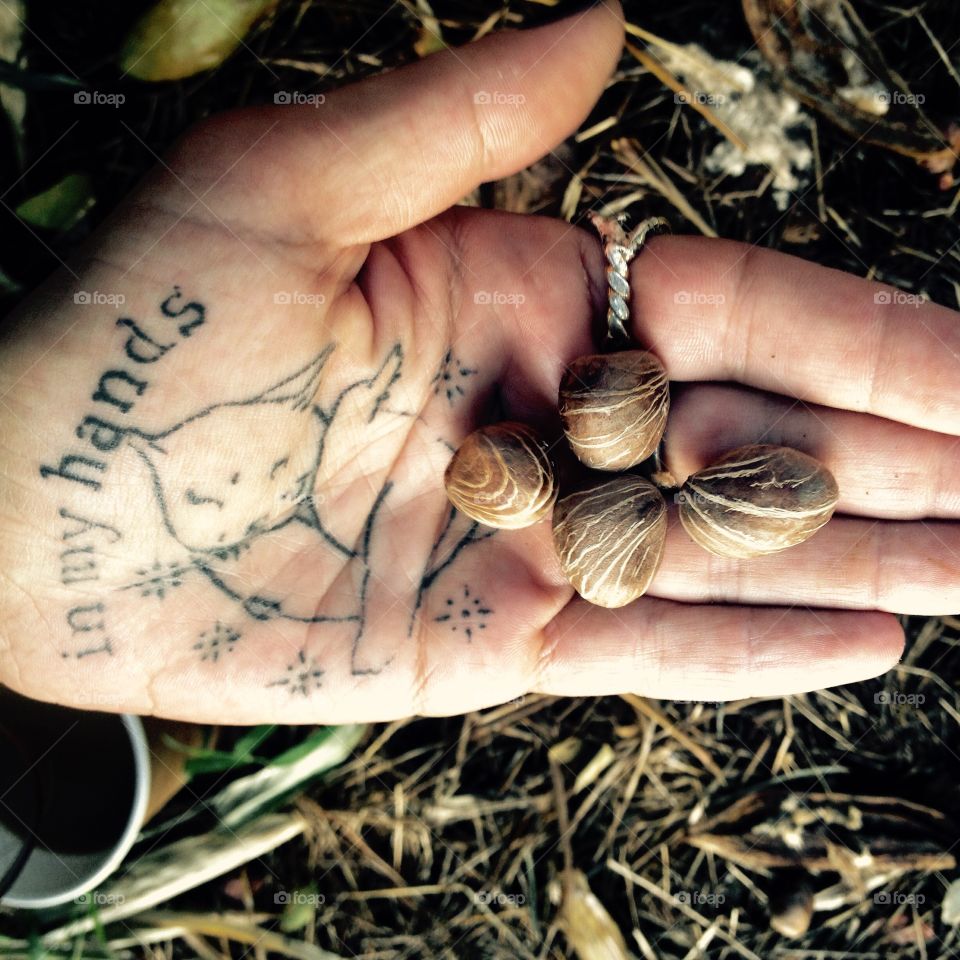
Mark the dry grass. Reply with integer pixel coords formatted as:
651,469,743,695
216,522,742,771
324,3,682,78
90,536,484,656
2,0,959,956
284,619,958,956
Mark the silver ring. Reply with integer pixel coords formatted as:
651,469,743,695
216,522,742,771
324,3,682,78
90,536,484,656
587,211,671,348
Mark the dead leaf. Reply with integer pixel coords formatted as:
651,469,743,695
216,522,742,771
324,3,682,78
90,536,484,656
559,869,630,960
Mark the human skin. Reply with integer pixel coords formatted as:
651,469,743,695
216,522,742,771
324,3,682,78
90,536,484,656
0,3,956,723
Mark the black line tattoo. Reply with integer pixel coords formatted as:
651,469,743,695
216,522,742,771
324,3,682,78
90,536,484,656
349,480,393,676
93,342,403,627
62,602,112,659
433,584,492,641
431,348,477,406
42,288,495,679
40,287,206,492
56,507,124,653
408,505,496,637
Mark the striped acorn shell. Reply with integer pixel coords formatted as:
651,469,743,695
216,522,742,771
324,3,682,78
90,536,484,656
444,422,557,530
678,444,839,559
559,350,669,471
552,475,667,608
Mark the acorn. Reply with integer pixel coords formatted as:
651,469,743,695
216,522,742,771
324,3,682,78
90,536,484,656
552,475,667,608
558,350,669,471
444,422,556,529
678,444,839,559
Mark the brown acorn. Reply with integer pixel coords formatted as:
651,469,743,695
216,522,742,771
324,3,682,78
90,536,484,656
444,422,556,530
678,444,839,559
558,350,669,471
552,475,667,608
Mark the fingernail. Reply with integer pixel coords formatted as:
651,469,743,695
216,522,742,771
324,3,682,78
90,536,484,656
521,0,604,28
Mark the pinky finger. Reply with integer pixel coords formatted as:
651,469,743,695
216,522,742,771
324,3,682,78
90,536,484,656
535,598,904,701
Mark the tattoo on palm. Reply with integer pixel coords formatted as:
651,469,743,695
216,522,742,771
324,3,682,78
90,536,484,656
40,287,494,691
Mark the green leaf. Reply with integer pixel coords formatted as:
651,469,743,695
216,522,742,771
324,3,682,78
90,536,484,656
16,173,93,231
183,752,256,776
120,0,279,82
234,724,276,758
270,727,337,766
278,885,320,933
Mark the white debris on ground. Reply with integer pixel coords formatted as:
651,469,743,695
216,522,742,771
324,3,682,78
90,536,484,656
654,42,815,210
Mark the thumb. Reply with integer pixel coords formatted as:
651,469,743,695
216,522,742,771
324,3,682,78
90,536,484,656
158,2,624,246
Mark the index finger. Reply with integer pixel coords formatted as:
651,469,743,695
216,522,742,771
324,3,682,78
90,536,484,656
627,236,960,436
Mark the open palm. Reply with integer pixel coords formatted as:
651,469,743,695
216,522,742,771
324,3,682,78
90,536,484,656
1,4,956,723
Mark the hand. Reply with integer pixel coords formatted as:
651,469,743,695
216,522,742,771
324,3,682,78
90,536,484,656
0,3,953,723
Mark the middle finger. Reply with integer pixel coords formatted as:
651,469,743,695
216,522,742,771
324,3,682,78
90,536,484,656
662,382,960,520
